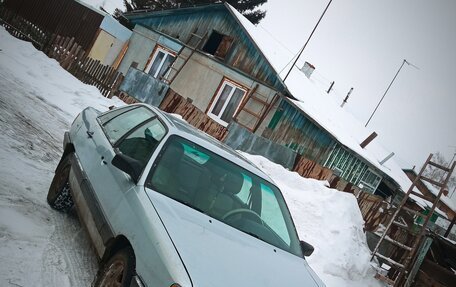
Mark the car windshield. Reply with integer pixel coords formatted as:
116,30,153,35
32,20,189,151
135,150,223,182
146,135,302,257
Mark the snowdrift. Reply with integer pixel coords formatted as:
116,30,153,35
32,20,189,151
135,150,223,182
243,154,382,287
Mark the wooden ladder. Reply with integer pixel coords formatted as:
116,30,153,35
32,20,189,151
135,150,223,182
161,28,207,85
233,84,279,132
370,154,455,286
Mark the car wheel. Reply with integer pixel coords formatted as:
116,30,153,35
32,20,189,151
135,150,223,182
94,247,135,287
47,155,74,211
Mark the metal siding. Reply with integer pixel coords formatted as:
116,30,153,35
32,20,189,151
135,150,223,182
127,6,284,91
263,99,336,164
119,68,169,106
224,122,297,169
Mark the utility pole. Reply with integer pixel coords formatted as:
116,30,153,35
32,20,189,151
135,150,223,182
282,0,333,81
449,146,456,198
365,59,419,127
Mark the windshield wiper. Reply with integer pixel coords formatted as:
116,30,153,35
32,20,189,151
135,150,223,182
240,230,265,242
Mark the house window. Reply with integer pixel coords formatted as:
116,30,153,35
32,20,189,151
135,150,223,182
208,79,247,126
358,169,382,194
202,30,234,59
145,46,176,79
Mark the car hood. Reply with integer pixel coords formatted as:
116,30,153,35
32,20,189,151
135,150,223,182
146,189,325,287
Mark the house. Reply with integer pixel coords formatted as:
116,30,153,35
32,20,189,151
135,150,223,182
116,4,289,140
114,2,452,214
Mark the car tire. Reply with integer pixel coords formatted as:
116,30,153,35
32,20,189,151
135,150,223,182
94,247,135,287
47,155,74,212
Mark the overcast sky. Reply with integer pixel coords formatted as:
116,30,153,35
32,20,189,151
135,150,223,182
259,0,456,171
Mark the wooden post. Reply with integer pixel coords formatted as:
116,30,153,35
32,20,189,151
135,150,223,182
444,217,456,237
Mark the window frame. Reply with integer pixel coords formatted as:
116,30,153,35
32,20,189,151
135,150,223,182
207,78,248,127
202,29,234,59
358,168,382,193
144,45,177,79
97,105,168,148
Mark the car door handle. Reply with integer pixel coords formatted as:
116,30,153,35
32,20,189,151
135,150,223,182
101,156,107,165
87,131,94,138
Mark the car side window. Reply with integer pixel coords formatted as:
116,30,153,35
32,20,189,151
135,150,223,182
100,106,155,145
117,118,166,167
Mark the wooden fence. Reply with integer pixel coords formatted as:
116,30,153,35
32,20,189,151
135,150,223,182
293,154,333,181
0,6,123,98
44,35,124,97
2,0,103,50
357,191,388,231
159,90,228,141
0,7,50,49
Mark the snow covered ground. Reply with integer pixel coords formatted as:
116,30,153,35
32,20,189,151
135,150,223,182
0,27,382,286
0,27,124,286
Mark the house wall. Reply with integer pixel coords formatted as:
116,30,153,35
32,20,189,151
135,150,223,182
118,24,278,131
262,98,337,164
89,15,132,66
88,29,117,65
126,5,285,92
117,25,184,75
118,25,160,74
170,51,278,129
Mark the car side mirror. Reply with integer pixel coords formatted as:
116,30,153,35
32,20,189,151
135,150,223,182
300,240,314,257
112,153,143,184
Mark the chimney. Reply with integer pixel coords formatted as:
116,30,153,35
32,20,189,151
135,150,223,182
301,62,315,78
341,87,353,108
360,132,378,148
327,81,335,94
380,152,395,165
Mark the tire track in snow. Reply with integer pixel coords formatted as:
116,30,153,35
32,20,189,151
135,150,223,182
41,210,97,287
0,72,98,286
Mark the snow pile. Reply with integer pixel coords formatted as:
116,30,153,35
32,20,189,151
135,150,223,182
243,154,382,287
0,28,124,123
0,27,123,286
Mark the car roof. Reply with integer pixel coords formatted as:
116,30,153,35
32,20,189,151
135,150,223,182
133,103,274,183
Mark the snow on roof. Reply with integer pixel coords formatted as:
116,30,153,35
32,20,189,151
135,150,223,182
77,0,124,15
227,4,456,214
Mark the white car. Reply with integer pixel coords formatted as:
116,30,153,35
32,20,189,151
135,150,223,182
47,104,325,287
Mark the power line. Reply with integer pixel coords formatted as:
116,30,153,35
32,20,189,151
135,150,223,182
365,59,419,127
282,0,333,81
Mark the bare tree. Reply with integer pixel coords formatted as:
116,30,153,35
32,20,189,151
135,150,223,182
422,152,456,196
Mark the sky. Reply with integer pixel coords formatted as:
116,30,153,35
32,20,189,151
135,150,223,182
259,0,456,170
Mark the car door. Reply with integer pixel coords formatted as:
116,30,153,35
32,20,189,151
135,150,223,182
74,106,165,238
